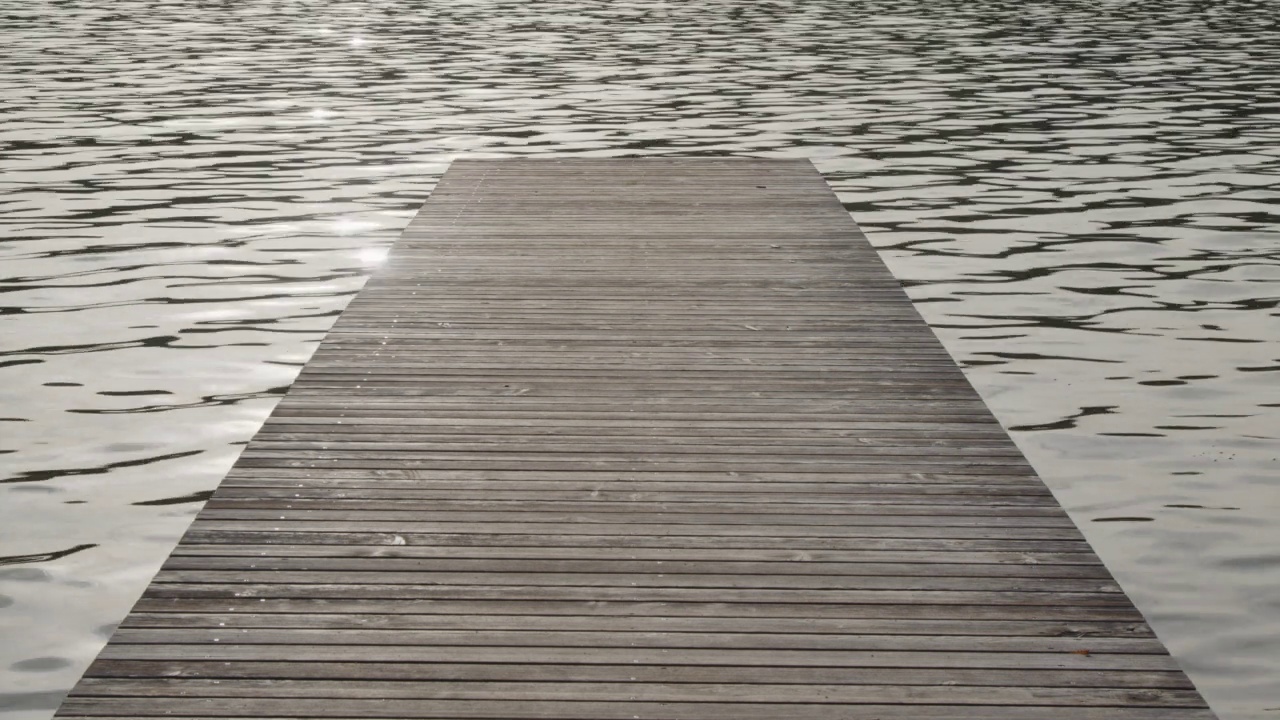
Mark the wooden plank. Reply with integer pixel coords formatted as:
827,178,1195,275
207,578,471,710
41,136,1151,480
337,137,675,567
197,499,1066,513
54,159,1214,720
176,523,1086,539
67,679,1208,707
117,613,1144,636
91,645,1180,671
82,662,1197,689
214,488,1054,501
127,598,1150,622
137,584,1133,606
163,546,1097,564
154,557,1113,579
104,628,1159,654
56,701,1217,720
145,572,1118,593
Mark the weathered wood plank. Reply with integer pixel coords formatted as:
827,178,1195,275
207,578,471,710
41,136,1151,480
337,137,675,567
198,499,1066,514
117,613,1144,636
92,645,1180,671
56,702,1217,720
127,598,1150,622
68,679,1209,707
81,661,1196,689
54,159,1213,720
155,557,1111,579
147,572,1118,593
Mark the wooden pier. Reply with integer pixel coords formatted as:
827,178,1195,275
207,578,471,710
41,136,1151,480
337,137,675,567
55,159,1214,719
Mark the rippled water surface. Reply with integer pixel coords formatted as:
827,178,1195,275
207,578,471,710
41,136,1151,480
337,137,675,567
2,1,1278,717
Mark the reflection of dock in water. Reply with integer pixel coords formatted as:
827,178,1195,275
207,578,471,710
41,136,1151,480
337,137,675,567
55,159,1215,719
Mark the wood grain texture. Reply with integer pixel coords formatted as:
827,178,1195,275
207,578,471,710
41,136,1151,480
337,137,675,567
55,159,1215,719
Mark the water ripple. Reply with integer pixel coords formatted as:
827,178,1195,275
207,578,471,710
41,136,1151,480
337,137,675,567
1,1,1278,718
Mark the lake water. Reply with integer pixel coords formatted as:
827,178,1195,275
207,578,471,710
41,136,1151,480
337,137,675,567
1,1,1277,718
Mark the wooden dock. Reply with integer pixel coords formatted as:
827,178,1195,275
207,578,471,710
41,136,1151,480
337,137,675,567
55,159,1214,719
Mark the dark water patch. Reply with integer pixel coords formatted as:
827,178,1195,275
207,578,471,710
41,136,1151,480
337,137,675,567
42,382,82,387
66,386,290,415
959,334,1026,341
1099,432,1167,437
181,325,322,336
132,490,214,507
193,310,343,328
1178,336,1266,344
3,259,306,285
5,337,277,357
0,359,43,369
9,657,73,672
10,290,357,316
0,450,204,485
1,336,184,357
1009,405,1118,432
0,545,96,568
975,351,1122,364
96,390,174,397
935,313,1160,336
1060,285,1156,298
1093,517,1156,523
